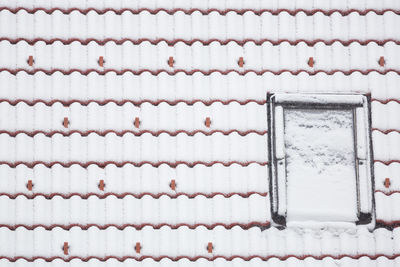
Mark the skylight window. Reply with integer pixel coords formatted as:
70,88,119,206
267,94,374,227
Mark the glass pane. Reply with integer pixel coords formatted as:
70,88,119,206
284,108,358,222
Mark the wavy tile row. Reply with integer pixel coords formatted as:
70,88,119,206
0,11,398,40
1,0,400,11
0,257,399,267
0,227,397,257
0,189,398,227
0,163,268,195
1,72,399,102
0,102,266,132
375,163,400,192
0,194,269,225
0,101,397,131
1,41,400,70
0,133,268,163
0,132,396,162
0,162,398,195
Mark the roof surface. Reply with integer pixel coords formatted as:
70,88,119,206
0,0,400,266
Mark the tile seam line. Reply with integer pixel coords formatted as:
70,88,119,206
371,128,400,134
371,99,400,104
0,69,399,75
0,129,395,137
0,192,269,199
0,7,399,16
1,254,399,262
0,222,271,230
375,190,400,196
374,160,400,165
0,161,269,168
0,161,396,167
0,99,267,106
2,38,400,46
0,99,397,106
0,130,268,137
5,192,400,199
2,222,399,231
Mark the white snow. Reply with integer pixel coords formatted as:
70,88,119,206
0,0,399,262
0,133,267,163
284,108,358,222
3,72,400,103
0,226,398,259
375,162,400,192
0,102,267,132
0,194,269,225
274,93,365,105
1,41,400,71
0,163,269,195
373,131,400,161
372,101,400,131
1,0,400,10
1,11,399,40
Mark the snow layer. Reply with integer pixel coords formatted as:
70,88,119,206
0,10,399,40
373,131,400,161
284,109,358,222
0,102,266,132
0,133,267,163
3,72,400,102
1,258,400,267
0,227,398,258
375,162,400,192
0,163,268,195
372,102,400,131
0,0,399,263
376,193,400,223
0,194,269,225
274,93,364,105
0,41,399,71
1,0,400,10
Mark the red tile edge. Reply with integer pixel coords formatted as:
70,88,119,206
1,253,400,262
0,221,271,230
0,192,268,200
0,68,399,76
1,7,398,16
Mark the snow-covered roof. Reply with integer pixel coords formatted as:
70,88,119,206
0,0,399,266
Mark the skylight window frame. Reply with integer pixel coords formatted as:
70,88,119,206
267,93,375,227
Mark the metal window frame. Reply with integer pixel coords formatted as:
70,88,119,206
267,93,375,227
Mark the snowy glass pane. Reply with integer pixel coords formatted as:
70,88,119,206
284,108,358,222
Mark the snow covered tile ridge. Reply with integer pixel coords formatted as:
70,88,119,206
0,227,399,261
0,0,400,12
0,10,399,41
273,93,365,104
1,41,400,71
0,0,399,265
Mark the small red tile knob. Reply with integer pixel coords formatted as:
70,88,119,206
384,178,391,188
63,242,69,255
98,180,105,191
98,56,104,67
28,56,34,66
135,242,141,253
27,180,33,191
170,179,176,190
379,56,385,67
205,117,211,128
207,242,213,253
168,56,174,67
134,117,140,128
63,117,69,128
308,57,314,67
238,57,244,67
